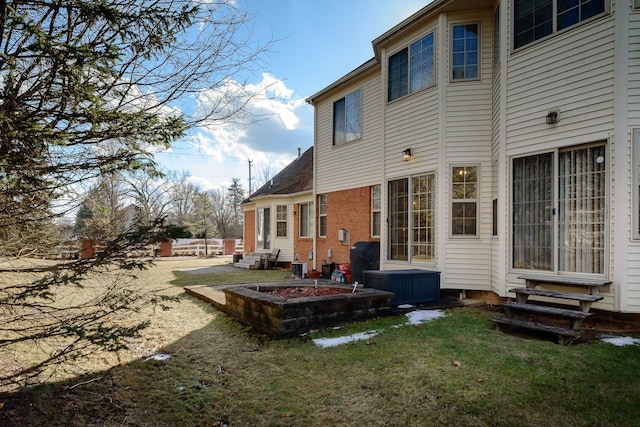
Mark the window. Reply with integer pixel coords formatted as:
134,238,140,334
513,0,606,49
388,32,435,102
512,145,606,274
333,90,361,145
451,166,478,236
635,0,640,10
492,199,498,236
371,185,381,237
451,23,479,80
276,205,287,237
388,174,435,262
257,208,271,250
299,202,314,238
318,194,327,237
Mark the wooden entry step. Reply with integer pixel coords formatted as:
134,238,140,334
509,287,603,313
490,316,582,346
501,301,592,330
491,275,609,345
518,274,610,296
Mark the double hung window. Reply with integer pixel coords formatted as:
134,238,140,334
276,205,287,237
451,166,478,236
333,90,361,145
318,194,327,237
388,32,435,102
371,185,381,237
451,24,479,80
299,202,314,238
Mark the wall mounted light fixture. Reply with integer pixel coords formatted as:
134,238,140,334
402,148,412,162
546,111,558,124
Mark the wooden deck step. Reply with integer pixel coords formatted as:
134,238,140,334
502,301,592,319
509,287,603,302
490,316,582,345
517,274,611,288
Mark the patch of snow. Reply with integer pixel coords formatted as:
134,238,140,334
397,304,415,309
600,336,640,347
313,331,380,348
144,353,171,361
405,309,445,325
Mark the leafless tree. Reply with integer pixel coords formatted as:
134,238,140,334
0,0,272,390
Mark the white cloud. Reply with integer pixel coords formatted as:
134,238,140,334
191,72,312,156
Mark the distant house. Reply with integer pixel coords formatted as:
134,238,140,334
293,0,640,314
241,147,313,267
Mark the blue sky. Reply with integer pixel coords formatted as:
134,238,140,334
155,1,429,193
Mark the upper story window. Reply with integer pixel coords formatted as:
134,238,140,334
451,23,479,81
388,32,435,102
318,194,327,237
333,90,361,145
276,205,287,237
514,0,606,50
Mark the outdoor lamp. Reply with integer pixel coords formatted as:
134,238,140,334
402,148,412,162
546,111,558,124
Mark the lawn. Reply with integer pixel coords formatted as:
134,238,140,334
1,257,639,426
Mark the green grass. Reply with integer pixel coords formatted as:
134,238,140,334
169,268,288,287
2,267,640,426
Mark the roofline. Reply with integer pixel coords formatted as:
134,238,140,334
371,0,450,60
241,189,314,206
306,58,378,106
305,0,450,105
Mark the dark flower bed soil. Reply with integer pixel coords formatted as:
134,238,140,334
264,286,352,299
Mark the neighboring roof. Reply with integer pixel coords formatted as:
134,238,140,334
242,146,313,204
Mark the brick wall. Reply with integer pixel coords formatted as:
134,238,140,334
315,186,380,266
243,209,256,255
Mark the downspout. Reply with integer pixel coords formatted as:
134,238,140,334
437,12,448,284
612,2,630,312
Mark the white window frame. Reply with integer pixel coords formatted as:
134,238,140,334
276,205,287,238
512,0,608,51
450,165,479,237
450,22,480,82
318,194,327,237
333,90,361,145
371,185,381,238
387,30,436,102
299,202,314,238
387,173,436,263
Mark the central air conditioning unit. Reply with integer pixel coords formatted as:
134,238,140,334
291,261,308,278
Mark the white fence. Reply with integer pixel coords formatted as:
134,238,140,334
55,239,244,259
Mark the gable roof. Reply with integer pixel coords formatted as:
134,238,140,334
242,146,313,204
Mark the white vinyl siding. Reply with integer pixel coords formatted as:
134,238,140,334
315,69,383,195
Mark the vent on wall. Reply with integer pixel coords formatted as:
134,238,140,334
338,228,350,245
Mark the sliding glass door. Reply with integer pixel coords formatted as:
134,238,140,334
512,144,606,275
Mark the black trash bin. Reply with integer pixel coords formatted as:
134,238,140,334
349,241,380,284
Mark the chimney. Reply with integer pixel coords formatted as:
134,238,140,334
297,147,301,158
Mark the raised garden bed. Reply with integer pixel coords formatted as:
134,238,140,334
222,280,394,338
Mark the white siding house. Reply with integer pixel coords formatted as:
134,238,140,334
306,0,640,314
